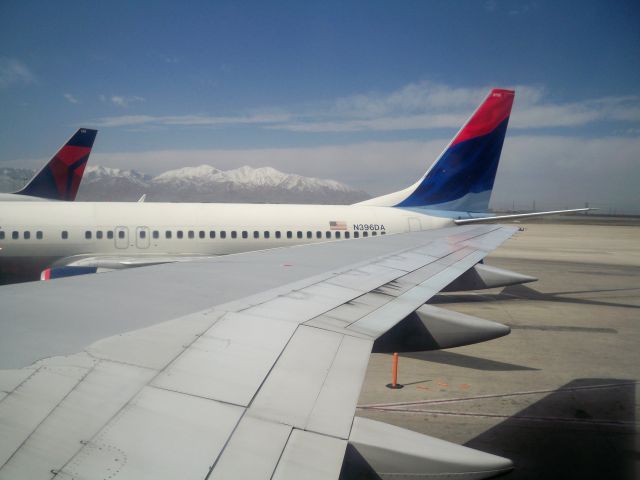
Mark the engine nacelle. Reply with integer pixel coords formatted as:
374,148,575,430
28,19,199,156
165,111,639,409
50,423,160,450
442,263,536,292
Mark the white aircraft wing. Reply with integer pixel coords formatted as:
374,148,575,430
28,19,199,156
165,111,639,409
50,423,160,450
0,224,517,479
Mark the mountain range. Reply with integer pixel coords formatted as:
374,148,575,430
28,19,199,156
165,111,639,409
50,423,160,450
0,165,370,204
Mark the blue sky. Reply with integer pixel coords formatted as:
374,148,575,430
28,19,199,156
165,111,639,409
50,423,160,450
1,0,639,212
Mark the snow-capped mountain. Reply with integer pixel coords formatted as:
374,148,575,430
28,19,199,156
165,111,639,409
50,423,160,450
84,166,152,186
153,165,355,193
1,164,369,204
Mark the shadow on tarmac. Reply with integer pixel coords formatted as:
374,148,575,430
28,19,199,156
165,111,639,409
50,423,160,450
432,284,640,310
465,378,638,479
404,350,539,371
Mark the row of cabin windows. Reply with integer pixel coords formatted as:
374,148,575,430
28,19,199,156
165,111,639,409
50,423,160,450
137,229,382,240
2,229,385,241
0,231,44,240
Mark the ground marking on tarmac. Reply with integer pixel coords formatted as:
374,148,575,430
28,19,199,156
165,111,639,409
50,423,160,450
358,381,638,408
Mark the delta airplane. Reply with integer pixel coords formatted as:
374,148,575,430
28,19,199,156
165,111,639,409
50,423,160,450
0,128,97,202
0,90,586,282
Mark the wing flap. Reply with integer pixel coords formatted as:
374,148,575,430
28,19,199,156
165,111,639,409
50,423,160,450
272,429,347,480
151,311,298,406
209,415,292,480
305,335,373,438
0,362,90,467
248,326,344,429
0,361,154,479
60,386,243,480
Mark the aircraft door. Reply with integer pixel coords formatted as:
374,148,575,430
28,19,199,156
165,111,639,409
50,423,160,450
115,226,129,249
407,217,421,232
136,226,150,249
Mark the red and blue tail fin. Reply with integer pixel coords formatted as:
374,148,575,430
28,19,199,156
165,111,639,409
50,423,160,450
16,128,97,201
357,89,514,212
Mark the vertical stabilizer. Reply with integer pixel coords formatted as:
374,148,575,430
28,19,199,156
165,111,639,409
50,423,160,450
15,128,97,201
357,89,514,212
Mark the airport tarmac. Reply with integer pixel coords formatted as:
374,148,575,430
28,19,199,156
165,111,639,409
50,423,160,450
357,221,640,479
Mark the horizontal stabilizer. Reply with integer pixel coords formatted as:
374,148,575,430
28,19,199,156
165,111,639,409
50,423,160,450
373,304,510,352
346,417,513,479
443,263,536,291
454,208,593,225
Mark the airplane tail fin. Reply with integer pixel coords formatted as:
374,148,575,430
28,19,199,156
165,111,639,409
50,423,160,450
15,128,97,201
357,89,514,212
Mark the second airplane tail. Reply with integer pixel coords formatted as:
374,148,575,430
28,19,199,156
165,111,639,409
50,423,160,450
16,128,98,201
357,89,514,213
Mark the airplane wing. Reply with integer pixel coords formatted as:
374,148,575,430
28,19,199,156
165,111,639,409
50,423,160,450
453,207,592,224
41,253,217,279
0,224,517,479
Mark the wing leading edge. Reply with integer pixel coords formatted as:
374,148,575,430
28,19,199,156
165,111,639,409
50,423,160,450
0,225,517,479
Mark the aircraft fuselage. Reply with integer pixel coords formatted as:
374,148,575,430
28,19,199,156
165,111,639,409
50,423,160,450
0,201,453,282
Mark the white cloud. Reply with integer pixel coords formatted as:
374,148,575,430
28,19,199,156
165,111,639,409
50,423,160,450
110,95,145,108
274,82,640,132
0,58,36,88
63,93,79,104
94,112,291,128
92,81,640,134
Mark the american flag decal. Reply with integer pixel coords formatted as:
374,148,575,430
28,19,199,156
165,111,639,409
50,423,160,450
329,220,347,230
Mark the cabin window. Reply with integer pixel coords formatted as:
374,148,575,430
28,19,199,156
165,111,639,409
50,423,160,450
363,232,368,237
24,231,31,240
316,231,322,239
96,231,103,239
306,231,312,239
354,232,359,239
325,231,331,239
199,231,205,239
0,231,4,239
345,232,350,239
61,231,68,239
165,231,172,239
253,231,259,239
85,231,92,240
381,231,386,235
286,231,292,239
231,231,237,239
335,231,341,239
275,231,281,239
220,231,227,239
296,231,303,239
372,231,377,236
118,230,125,239
176,230,183,239
152,230,159,239
12,231,18,240
242,231,248,239
140,230,146,239
188,230,194,239
107,231,114,239
36,231,43,239
264,231,270,239
209,230,216,239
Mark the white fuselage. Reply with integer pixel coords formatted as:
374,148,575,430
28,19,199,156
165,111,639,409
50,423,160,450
0,201,453,280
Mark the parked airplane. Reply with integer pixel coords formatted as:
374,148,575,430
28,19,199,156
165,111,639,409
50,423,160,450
0,128,97,202
0,91,586,283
